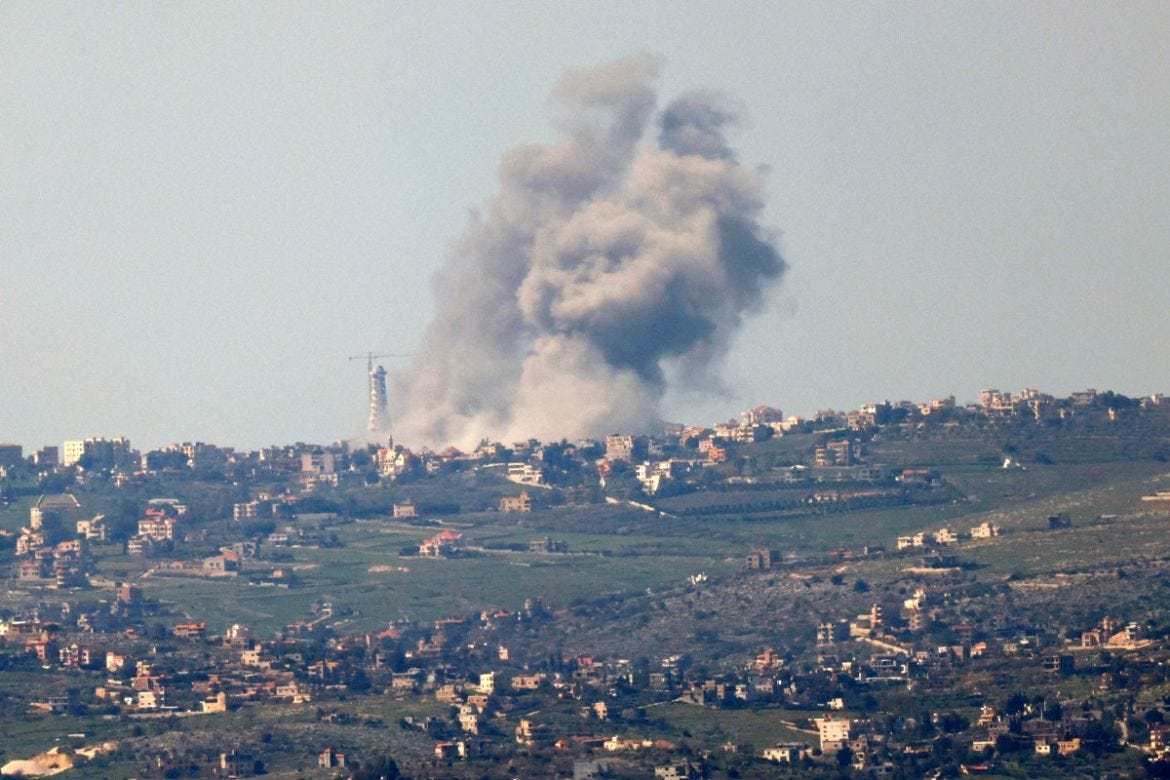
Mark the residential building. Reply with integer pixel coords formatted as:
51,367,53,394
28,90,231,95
762,743,812,763
62,437,133,468
318,748,346,768
0,443,22,467
515,718,549,746
655,762,701,779
76,515,108,541
816,439,858,467
934,528,959,545
300,452,335,475
605,434,637,462
419,530,463,558
528,537,566,553
499,492,532,513
745,548,777,570
137,517,176,541
173,623,207,640
970,522,1000,539
506,462,546,485
816,716,854,751
233,500,273,523
32,446,59,466
201,692,228,713
742,405,784,426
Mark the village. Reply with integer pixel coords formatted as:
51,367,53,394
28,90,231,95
2,387,1170,776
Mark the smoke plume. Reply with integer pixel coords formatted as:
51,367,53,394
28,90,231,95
392,56,785,449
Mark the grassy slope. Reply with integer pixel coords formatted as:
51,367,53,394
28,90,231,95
134,431,1170,633
12,424,1170,641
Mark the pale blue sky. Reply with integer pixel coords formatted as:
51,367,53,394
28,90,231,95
2,2,1168,451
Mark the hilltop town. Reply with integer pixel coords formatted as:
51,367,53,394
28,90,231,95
3,387,1170,778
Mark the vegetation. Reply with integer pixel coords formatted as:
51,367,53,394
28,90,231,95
4,395,1170,776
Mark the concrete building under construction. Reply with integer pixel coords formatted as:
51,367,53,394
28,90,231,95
367,361,387,433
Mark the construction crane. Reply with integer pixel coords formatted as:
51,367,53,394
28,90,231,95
348,352,412,433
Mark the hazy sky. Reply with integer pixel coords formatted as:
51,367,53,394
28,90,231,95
3,2,1168,452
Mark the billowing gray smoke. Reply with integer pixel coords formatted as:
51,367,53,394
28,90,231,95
392,56,785,449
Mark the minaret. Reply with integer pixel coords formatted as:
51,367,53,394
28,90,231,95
368,359,388,433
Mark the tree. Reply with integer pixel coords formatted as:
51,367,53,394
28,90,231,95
37,471,73,493
242,519,275,538
349,755,400,780
347,667,372,693
995,733,1029,754
1003,691,1028,716
938,711,969,733
1044,699,1064,722
145,450,188,470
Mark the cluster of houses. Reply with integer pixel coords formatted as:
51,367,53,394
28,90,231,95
1,384,1163,493
3,389,1170,774
896,521,1001,551
0,589,906,772
10,496,92,587
126,499,186,555
973,387,1170,423
3,528,1170,779
4,387,1160,524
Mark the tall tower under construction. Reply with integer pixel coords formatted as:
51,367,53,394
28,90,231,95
351,351,408,435
367,360,388,433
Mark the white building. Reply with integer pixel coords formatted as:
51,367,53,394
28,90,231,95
970,522,1000,539
815,717,853,751
76,515,108,541
762,743,811,763
63,437,132,468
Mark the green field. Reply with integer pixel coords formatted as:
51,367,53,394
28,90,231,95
103,438,1170,635
650,702,821,749
9,425,1170,647
6,422,1170,778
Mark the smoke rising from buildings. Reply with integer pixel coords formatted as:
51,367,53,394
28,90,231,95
392,56,785,449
